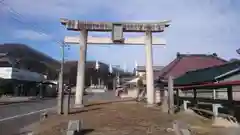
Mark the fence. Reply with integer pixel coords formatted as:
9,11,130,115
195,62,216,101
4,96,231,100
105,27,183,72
171,81,240,121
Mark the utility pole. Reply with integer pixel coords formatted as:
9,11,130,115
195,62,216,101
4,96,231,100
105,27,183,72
57,42,65,114
168,76,174,114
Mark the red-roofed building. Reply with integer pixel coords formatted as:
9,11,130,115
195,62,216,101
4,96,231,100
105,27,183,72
155,53,227,81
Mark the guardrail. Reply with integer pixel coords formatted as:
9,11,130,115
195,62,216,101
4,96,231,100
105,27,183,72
172,81,240,121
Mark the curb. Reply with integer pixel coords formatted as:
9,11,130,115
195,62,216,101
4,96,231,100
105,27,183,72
0,98,55,106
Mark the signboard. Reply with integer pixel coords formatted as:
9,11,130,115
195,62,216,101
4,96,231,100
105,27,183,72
112,24,124,43
64,20,170,32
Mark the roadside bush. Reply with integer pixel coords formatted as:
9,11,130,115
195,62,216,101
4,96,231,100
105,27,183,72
0,87,13,95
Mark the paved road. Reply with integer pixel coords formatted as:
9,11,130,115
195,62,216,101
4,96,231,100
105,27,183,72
0,91,118,135
0,98,58,135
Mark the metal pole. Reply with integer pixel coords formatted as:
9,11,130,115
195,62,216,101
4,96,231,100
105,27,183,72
75,30,88,107
90,76,93,86
57,42,65,114
145,30,155,105
97,70,101,87
213,89,216,100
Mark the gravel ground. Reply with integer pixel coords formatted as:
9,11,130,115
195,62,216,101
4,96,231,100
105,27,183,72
22,99,224,135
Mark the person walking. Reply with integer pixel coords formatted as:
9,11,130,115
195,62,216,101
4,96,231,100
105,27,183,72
136,76,146,102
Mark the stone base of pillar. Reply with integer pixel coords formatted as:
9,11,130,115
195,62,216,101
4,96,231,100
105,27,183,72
183,100,190,111
145,103,156,108
212,104,222,117
161,103,168,113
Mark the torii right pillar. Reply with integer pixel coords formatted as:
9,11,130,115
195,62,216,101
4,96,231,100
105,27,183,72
145,30,155,105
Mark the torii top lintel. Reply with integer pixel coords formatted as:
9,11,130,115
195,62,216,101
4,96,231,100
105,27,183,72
60,18,171,32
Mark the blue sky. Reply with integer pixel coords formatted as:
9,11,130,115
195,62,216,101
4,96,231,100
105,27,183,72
0,0,240,71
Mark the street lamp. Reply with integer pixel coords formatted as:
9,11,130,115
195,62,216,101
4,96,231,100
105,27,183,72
134,60,138,76
237,48,240,55
95,60,101,87
109,64,113,74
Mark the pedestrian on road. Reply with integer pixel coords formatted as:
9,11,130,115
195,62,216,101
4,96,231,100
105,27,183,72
136,76,146,102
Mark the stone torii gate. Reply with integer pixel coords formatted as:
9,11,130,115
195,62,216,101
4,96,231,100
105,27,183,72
60,19,170,107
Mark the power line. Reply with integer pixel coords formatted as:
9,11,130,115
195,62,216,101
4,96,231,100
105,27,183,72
0,1,73,61
0,1,65,46
0,1,68,114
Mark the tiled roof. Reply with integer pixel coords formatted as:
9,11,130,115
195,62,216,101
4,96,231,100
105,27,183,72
155,53,227,80
175,60,240,85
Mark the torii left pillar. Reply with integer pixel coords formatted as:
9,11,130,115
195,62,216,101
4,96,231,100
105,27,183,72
145,30,155,105
75,30,88,107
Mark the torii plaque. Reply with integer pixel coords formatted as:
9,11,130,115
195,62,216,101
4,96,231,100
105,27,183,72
60,19,170,107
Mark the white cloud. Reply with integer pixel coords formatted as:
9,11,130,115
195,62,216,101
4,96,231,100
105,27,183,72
3,0,240,69
4,0,116,19
86,0,240,69
14,30,52,41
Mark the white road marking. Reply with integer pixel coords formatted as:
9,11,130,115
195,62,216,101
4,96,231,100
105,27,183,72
0,107,56,122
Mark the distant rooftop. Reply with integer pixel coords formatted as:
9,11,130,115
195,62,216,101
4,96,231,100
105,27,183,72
155,52,227,80
136,66,164,72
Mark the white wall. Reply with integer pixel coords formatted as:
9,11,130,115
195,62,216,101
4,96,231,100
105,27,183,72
221,73,240,100
0,67,45,82
0,67,12,79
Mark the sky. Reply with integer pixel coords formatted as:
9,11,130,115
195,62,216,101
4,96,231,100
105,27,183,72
0,0,240,71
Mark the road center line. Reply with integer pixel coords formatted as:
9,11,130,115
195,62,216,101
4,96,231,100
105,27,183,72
0,107,56,122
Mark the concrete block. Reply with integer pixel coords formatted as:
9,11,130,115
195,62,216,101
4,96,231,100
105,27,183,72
67,120,82,132
183,100,190,111
212,104,222,117
173,120,192,135
40,111,48,121
155,90,161,103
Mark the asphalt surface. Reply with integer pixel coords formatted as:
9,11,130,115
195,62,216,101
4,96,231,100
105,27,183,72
0,91,118,135
0,98,58,135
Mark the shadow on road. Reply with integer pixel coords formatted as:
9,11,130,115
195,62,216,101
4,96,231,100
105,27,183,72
70,107,102,114
85,99,135,107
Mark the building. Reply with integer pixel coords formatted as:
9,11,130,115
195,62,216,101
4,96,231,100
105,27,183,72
64,60,131,90
116,53,228,101
0,43,60,80
174,60,240,100
155,53,227,81
134,65,164,77
0,43,60,96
